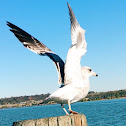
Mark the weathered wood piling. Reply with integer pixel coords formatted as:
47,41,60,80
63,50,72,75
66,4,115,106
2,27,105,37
12,114,87,126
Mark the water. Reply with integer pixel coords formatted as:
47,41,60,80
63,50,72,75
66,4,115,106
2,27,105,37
0,98,126,126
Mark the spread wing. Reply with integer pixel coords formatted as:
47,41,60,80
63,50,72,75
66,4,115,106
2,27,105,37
7,21,64,84
64,3,87,84
67,3,87,53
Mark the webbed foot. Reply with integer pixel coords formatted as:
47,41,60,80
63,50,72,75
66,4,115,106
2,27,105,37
69,109,78,114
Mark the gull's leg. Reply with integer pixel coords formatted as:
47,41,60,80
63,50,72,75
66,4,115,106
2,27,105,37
68,100,71,111
61,104,69,115
68,100,78,114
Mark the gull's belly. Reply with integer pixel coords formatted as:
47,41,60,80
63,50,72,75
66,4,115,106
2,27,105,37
70,87,89,103
51,97,68,104
49,84,89,104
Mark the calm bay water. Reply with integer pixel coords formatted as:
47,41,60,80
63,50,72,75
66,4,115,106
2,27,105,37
0,98,126,126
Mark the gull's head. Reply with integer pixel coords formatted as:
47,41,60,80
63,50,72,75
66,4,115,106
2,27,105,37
81,66,98,78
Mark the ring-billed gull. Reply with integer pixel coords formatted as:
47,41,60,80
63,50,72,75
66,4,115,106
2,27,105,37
7,3,98,115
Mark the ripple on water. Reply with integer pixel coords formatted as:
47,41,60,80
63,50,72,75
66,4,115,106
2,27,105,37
0,98,126,126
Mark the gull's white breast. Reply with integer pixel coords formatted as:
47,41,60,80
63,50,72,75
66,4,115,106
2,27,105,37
49,79,89,104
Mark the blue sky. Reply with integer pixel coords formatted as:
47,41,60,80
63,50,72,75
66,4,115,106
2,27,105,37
0,0,126,98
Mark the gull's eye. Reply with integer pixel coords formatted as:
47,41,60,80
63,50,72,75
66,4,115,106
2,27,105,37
89,69,92,72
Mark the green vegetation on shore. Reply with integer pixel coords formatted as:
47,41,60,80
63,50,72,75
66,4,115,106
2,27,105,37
0,93,50,105
0,89,126,109
86,89,126,101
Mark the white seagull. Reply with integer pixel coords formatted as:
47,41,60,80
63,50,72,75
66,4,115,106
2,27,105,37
7,3,98,115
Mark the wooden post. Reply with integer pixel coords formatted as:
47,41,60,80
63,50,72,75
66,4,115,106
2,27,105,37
12,114,87,126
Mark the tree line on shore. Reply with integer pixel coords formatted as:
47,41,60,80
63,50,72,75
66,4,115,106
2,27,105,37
0,89,126,106
0,93,50,105
86,89,126,101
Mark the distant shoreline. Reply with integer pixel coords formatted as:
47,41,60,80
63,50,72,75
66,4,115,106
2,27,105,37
86,96,126,102
0,96,126,110
0,89,126,109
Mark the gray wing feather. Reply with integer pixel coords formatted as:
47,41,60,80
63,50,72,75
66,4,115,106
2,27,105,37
67,2,79,32
67,3,87,53
67,3,80,45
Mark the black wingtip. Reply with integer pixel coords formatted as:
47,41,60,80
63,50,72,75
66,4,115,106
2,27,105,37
6,21,10,26
67,2,70,8
67,2,73,14
6,21,14,29
6,21,33,42
6,21,19,28
6,21,13,31
6,21,12,25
